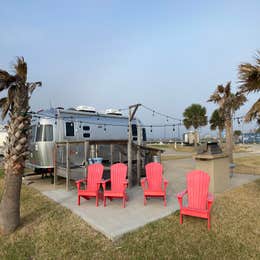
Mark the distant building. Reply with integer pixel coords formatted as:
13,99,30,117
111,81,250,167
242,133,260,144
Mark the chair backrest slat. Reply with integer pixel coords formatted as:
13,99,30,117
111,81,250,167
145,162,163,191
111,163,127,192
187,170,210,210
87,163,104,190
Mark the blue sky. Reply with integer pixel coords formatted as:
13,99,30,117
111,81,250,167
0,1,259,136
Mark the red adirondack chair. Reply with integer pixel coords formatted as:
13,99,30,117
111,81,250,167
76,163,104,207
141,162,168,206
177,170,214,230
102,163,128,208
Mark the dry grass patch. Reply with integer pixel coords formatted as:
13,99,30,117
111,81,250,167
174,145,195,153
148,144,195,153
161,154,192,161
0,170,260,259
234,156,260,175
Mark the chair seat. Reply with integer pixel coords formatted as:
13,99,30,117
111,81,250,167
104,190,125,197
143,190,165,196
78,190,98,196
181,207,209,219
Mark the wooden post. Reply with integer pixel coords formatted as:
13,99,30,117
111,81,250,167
119,152,122,163
137,124,142,185
128,108,133,187
66,141,70,191
95,144,97,158
53,143,57,188
110,144,114,165
90,144,95,158
84,141,89,181
128,103,141,188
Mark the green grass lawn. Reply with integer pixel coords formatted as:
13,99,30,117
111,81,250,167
0,171,260,259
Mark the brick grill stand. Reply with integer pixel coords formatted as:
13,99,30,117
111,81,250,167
194,153,230,193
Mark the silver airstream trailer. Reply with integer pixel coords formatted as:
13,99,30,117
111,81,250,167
28,106,146,173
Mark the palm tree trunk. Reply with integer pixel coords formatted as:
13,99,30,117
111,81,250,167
0,169,22,234
0,83,30,234
194,130,198,148
225,119,233,168
218,129,223,148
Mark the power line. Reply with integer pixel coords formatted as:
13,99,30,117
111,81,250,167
141,104,182,122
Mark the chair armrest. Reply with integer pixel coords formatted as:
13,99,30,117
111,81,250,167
140,177,147,189
123,180,128,188
207,193,214,211
177,189,188,199
176,189,187,208
75,179,87,190
101,179,110,190
163,178,168,191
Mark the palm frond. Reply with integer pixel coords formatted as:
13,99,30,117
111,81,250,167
217,85,224,93
208,92,221,103
28,81,42,94
0,70,16,91
14,57,27,83
238,51,260,93
244,99,260,122
0,97,10,119
7,85,16,106
224,82,231,95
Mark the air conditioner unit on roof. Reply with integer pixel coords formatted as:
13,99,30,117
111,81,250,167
105,108,122,116
75,105,96,113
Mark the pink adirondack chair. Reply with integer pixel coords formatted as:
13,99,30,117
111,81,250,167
177,170,214,230
76,163,104,207
102,163,128,208
141,162,168,206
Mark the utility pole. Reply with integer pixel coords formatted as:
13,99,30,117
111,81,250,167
128,103,141,188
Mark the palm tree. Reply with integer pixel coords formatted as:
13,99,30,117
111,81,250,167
238,50,260,123
209,109,225,147
183,104,207,147
208,82,246,167
0,57,41,234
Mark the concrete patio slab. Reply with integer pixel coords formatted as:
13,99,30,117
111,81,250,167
27,157,259,240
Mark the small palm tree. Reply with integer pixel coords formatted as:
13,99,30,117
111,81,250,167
183,104,207,147
0,57,41,234
208,82,246,167
209,109,225,147
238,50,260,123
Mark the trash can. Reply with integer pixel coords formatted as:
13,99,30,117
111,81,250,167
152,155,161,163
88,157,103,164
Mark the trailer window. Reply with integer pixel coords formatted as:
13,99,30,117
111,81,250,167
30,125,36,142
132,124,137,136
44,125,53,141
66,122,74,136
142,128,147,141
36,125,53,142
83,126,90,131
83,133,90,138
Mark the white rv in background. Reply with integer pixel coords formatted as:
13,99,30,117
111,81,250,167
28,106,147,171
183,131,199,145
